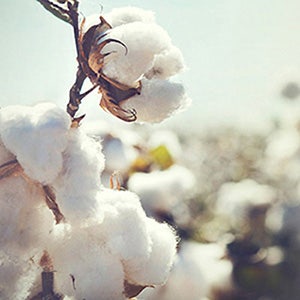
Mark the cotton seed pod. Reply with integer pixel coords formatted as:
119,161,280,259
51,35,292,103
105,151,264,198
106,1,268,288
78,16,141,122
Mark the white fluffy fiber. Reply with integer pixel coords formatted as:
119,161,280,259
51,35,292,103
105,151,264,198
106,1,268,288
87,6,190,123
0,103,178,298
0,103,71,184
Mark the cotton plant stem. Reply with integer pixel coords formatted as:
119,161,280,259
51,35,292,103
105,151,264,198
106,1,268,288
36,0,90,120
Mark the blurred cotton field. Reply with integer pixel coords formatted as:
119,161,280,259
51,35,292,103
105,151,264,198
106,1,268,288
3,1,300,300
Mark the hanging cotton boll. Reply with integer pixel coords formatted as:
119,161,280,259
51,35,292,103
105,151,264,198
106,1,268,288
128,218,177,286
101,22,172,87
121,78,191,123
53,128,105,222
128,165,196,214
145,46,186,80
48,226,126,300
104,6,156,27
0,103,71,184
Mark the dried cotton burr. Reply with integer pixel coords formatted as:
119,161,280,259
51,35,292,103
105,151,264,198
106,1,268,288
0,103,178,299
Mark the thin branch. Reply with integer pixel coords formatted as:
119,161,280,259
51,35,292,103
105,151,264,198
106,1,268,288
36,0,72,24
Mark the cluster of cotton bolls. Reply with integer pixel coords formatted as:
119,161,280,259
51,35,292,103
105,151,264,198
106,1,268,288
0,103,178,299
83,6,191,123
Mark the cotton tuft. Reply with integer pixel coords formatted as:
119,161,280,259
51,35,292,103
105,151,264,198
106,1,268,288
0,103,71,184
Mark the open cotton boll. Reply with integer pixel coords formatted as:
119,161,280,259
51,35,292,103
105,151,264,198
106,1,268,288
145,46,186,80
122,78,191,123
105,6,156,27
53,128,105,222
49,226,125,300
0,103,71,184
128,165,196,213
102,22,172,87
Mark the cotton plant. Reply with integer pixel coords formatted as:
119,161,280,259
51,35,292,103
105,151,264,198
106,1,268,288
0,0,192,298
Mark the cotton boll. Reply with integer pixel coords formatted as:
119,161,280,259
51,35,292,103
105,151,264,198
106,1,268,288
105,6,156,27
129,218,177,286
102,22,172,87
145,46,186,80
128,165,196,213
121,78,191,123
49,226,126,300
0,103,71,184
53,128,105,222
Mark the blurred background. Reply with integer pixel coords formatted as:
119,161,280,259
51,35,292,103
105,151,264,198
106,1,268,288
3,1,300,299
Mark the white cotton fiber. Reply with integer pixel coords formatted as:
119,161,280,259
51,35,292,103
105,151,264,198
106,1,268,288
0,176,55,256
0,144,55,299
0,251,40,300
128,165,196,212
128,218,177,286
122,78,191,123
0,103,71,184
145,46,185,80
53,128,105,222
49,226,126,300
105,6,156,27
97,189,152,270
102,22,172,87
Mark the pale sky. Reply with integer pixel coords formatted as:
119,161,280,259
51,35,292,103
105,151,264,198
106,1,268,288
1,0,300,131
